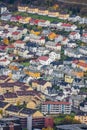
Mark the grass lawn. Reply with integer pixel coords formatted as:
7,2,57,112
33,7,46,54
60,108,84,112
13,11,64,23
21,62,30,67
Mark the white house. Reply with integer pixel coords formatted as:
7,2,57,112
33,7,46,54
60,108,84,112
0,3,7,14
12,31,22,40
14,40,26,48
27,34,45,45
55,35,63,43
49,52,61,60
69,32,80,40
37,56,53,65
38,20,50,27
45,41,61,51
0,58,10,66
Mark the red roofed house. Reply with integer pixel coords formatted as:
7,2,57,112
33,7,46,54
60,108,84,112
61,23,77,31
41,101,71,114
12,31,22,40
37,56,53,65
0,58,10,66
82,33,87,43
69,32,80,40
14,40,26,48
46,41,61,51
72,60,87,71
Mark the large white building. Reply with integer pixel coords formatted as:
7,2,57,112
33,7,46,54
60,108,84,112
41,101,71,115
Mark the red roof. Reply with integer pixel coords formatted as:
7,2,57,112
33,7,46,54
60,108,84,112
38,56,49,61
62,23,72,27
56,43,61,46
70,32,77,35
12,31,20,35
15,40,25,44
83,33,87,37
43,101,70,105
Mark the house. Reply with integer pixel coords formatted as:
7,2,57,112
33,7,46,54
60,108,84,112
49,51,61,60
64,75,74,84
59,13,69,20
17,27,28,35
38,20,50,27
41,101,71,114
24,68,41,78
27,34,45,45
29,19,39,25
0,3,7,14
80,100,87,112
71,95,85,109
60,23,77,31
37,56,53,65
50,22,58,28
78,46,87,55
27,6,38,14
41,29,51,36
0,23,9,30
75,113,87,124
30,29,41,36
72,60,87,71
8,25,18,32
64,48,82,58
4,92,18,104
12,31,22,40
69,32,80,40
5,104,22,116
32,79,52,92
10,15,22,22
46,41,61,51
61,37,69,45
19,17,31,24
36,47,49,56
55,35,63,43
0,58,10,66
67,41,77,48
82,33,87,43
1,10,12,21
18,5,28,12
48,11,59,17
68,15,81,22
14,40,25,48
48,32,57,40
38,8,48,15
60,81,71,89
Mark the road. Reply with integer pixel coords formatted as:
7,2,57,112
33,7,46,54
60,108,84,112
57,0,87,6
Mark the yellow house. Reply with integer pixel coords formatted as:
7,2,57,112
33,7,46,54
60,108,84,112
75,115,87,124
32,80,52,92
0,86,14,94
32,111,43,118
4,92,18,104
48,11,59,17
31,29,41,36
0,75,9,83
18,5,28,12
27,7,38,14
19,17,31,24
59,13,69,19
65,75,74,83
48,32,57,40
27,101,36,109
72,70,84,78
38,9,48,15
24,69,40,78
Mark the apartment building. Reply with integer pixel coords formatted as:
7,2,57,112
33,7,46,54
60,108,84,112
41,101,71,115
